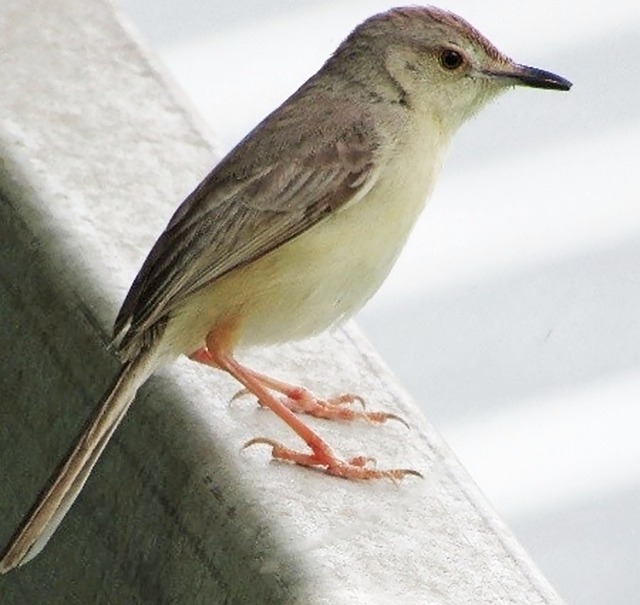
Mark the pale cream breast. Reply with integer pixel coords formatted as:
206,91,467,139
164,114,449,356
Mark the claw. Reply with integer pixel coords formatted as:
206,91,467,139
366,411,410,429
231,388,251,403
325,394,366,410
242,436,280,451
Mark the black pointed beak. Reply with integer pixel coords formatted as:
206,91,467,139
485,63,572,91
512,64,572,90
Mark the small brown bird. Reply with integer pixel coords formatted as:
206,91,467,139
0,5,571,571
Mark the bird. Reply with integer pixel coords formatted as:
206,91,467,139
0,5,571,572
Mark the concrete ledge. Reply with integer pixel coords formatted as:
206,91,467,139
0,0,564,602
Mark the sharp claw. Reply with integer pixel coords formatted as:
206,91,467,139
384,468,424,486
231,388,251,403
242,436,279,451
352,395,366,410
382,413,410,429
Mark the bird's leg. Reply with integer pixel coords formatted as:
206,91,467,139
189,347,407,427
234,369,366,409
189,343,419,481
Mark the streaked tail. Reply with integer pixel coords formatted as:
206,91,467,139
0,346,158,573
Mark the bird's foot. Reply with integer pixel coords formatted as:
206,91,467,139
276,386,409,427
230,376,407,427
190,343,420,481
244,437,422,482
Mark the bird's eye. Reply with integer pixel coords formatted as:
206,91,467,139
439,49,464,71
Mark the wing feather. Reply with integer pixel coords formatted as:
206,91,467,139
115,92,381,358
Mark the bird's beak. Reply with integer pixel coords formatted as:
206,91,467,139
485,63,572,91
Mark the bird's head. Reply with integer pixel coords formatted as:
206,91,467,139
331,6,571,128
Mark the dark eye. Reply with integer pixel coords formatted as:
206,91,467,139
439,49,464,70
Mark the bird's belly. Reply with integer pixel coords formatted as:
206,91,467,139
238,170,433,347
167,147,441,354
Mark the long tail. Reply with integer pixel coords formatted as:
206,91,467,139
0,345,159,573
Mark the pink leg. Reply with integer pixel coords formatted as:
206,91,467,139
190,345,420,481
190,347,407,427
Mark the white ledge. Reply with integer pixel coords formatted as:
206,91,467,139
0,1,564,602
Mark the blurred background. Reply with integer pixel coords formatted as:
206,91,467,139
117,1,640,603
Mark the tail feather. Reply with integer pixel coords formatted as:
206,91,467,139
0,345,158,573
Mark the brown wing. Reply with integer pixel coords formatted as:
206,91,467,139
114,92,381,358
